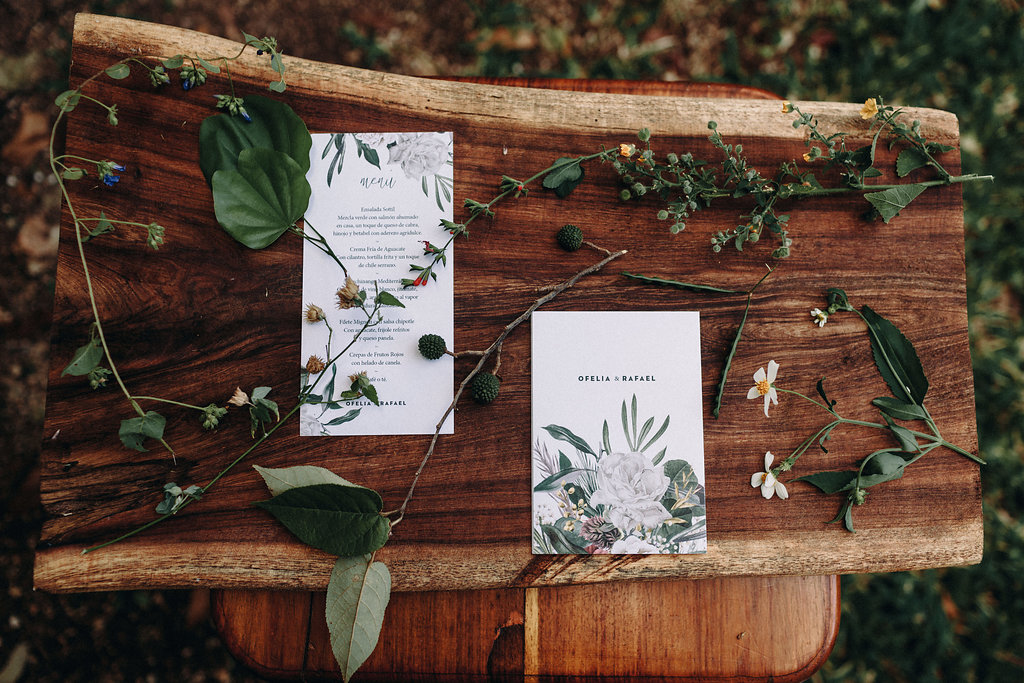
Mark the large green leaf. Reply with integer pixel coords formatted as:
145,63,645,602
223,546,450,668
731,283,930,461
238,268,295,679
861,305,929,405
660,460,703,510
864,183,927,223
212,147,311,248
253,464,363,496
199,95,311,185
118,411,166,452
896,148,930,177
326,555,391,683
253,483,389,556
539,523,589,553
871,396,928,421
541,157,585,197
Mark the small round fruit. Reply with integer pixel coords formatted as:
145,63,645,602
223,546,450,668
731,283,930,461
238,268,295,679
417,333,447,360
556,224,583,252
471,372,500,404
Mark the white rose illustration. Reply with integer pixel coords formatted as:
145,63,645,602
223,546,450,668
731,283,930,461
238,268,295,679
353,133,397,148
299,407,322,436
387,133,449,179
610,535,660,554
590,451,671,533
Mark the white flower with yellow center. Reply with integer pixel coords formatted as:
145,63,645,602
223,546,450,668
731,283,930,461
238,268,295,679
750,451,789,500
811,308,828,327
747,360,780,417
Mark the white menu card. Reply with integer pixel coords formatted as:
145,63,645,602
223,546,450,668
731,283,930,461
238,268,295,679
300,132,454,436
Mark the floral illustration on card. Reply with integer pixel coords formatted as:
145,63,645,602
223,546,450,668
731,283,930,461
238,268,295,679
532,394,707,555
321,132,453,211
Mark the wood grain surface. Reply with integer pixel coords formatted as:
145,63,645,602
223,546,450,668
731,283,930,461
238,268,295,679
36,14,982,593
212,575,839,681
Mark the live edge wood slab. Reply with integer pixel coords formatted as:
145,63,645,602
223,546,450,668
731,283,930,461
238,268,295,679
36,14,981,594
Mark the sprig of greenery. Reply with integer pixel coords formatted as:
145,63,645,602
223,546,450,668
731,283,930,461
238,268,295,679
761,288,980,531
611,98,992,258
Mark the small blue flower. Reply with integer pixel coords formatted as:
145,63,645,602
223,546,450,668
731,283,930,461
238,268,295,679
102,174,120,187
239,107,251,123
96,161,125,187
182,80,192,91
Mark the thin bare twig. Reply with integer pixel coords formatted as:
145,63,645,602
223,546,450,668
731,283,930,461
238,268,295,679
385,247,628,525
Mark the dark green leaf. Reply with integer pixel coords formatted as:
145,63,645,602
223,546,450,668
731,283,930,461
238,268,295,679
199,95,311,185
104,63,130,80
118,411,166,451
361,383,379,406
62,338,103,376
542,424,596,456
621,272,742,294
795,470,858,495
896,148,930,177
375,291,404,308
882,415,921,452
325,409,361,426
861,304,929,405
542,157,585,198
558,452,572,471
864,184,927,223
872,396,928,421
639,415,670,452
212,147,311,248
253,483,389,556
660,460,702,509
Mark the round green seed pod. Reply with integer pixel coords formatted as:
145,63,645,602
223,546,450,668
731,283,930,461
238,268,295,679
417,333,447,360
556,224,583,252
471,372,500,405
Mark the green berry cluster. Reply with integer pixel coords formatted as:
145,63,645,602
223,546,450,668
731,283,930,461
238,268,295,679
556,224,583,251
471,373,500,404
417,333,447,360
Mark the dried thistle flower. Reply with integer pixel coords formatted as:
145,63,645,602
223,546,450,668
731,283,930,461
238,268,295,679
304,303,326,323
305,355,327,374
336,277,360,309
227,387,250,407
348,370,368,384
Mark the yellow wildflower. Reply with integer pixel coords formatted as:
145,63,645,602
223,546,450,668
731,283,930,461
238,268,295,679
860,98,879,120
619,143,636,158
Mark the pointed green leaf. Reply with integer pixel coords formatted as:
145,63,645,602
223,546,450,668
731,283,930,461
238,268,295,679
533,467,591,492
326,555,391,683
660,460,702,510
639,415,670,452
62,338,103,376
212,147,311,248
896,148,930,177
542,425,596,457
199,95,311,185
861,305,929,405
253,464,363,496
118,411,166,451
798,470,858,495
872,396,928,421
864,183,927,223
197,57,221,74
375,291,405,308
621,272,743,294
253,483,389,556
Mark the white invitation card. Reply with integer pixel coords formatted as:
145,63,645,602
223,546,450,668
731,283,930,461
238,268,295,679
300,132,454,436
531,311,707,555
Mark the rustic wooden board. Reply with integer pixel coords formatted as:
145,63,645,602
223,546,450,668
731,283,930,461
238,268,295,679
36,14,982,592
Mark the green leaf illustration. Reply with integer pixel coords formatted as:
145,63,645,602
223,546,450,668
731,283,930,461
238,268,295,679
861,305,929,405
542,425,596,457
896,148,930,177
326,555,391,683
539,523,589,554
541,157,585,197
212,147,311,249
660,460,703,511
864,183,927,223
533,467,592,493
118,411,166,452
199,95,312,185
253,483,389,556
326,409,361,426
61,338,103,376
